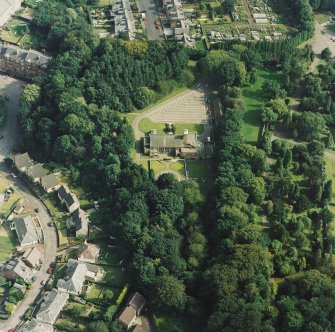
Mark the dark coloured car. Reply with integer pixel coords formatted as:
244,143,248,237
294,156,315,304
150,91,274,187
47,222,53,227
50,262,56,268
35,207,40,213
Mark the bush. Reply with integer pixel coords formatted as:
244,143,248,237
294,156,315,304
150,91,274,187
116,284,129,306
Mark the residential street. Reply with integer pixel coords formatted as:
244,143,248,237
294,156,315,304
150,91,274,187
136,0,162,40
0,75,58,331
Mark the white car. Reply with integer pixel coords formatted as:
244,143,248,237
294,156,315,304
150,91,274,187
10,173,17,178
41,280,47,285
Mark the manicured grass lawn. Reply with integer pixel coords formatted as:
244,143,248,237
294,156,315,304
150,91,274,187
123,113,137,125
87,284,121,304
154,315,200,332
102,265,127,287
324,156,335,235
149,160,167,174
169,161,186,178
186,160,211,179
315,12,330,24
139,118,204,135
0,224,16,261
139,160,149,171
98,249,120,265
241,68,283,145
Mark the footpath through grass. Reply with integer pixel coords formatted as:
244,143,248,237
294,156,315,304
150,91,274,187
241,68,283,145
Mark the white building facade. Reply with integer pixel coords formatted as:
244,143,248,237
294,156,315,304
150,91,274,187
0,0,22,27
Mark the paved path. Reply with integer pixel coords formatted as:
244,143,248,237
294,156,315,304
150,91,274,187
0,75,58,331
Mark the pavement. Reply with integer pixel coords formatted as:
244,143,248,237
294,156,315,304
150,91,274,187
137,0,163,40
0,74,58,331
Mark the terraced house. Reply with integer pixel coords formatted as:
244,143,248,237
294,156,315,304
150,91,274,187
0,45,50,79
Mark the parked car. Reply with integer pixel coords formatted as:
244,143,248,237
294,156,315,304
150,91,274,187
50,262,56,268
31,276,36,282
47,222,53,227
41,280,47,285
47,267,54,274
35,207,40,213
10,173,17,178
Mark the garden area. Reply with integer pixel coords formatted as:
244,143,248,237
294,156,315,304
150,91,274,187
241,68,283,145
0,224,16,261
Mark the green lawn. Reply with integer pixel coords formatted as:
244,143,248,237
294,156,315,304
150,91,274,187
149,160,167,174
139,118,204,135
325,156,335,219
315,12,330,24
326,23,335,33
169,161,186,178
98,250,120,265
87,284,121,304
186,160,211,179
241,68,283,145
0,224,16,261
101,265,127,288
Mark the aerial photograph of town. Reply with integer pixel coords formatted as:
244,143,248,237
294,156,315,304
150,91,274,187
0,0,334,331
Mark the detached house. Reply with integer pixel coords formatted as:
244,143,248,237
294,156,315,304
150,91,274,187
73,209,89,237
58,185,80,212
14,215,39,247
4,258,32,281
16,318,53,332
77,241,100,263
36,288,69,324
117,292,146,330
57,259,104,295
13,152,33,172
41,174,60,193
22,246,42,268
26,163,46,183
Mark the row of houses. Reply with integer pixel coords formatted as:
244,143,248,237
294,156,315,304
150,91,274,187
0,0,22,27
13,153,89,237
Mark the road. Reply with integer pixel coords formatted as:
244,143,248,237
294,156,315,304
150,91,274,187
137,0,162,40
0,75,58,331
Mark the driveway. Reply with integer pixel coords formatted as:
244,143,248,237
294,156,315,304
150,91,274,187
0,74,58,331
137,0,162,40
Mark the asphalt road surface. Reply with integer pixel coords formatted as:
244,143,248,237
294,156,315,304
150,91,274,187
0,75,58,331
137,0,163,40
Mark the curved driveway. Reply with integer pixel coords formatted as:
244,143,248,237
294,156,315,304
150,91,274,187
0,75,58,331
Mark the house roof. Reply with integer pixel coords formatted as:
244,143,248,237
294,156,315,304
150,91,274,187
65,192,79,208
26,163,46,179
73,209,88,236
12,259,32,280
127,292,146,312
41,174,59,190
22,247,42,267
58,184,70,200
132,325,146,332
15,318,53,332
14,215,39,246
13,153,33,169
57,259,87,294
149,133,197,149
36,288,69,324
118,305,137,327
77,241,100,261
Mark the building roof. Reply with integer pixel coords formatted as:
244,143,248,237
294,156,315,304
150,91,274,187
73,209,88,236
13,153,33,170
149,133,197,149
12,259,32,280
58,184,70,201
15,318,53,332
41,174,59,190
118,305,137,327
14,215,39,246
22,246,42,267
65,192,79,208
77,241,100,262
0,45,50,67
57,259,87,294
132,325,146,332
26,163,46,179
127,292,146,312
36,288,69,324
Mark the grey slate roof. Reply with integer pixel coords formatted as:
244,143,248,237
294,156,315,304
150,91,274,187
127,292,146,314
41,174,59,190
14,215,39,246
12,259,32,280
65,192,79,208
73,209,88,236
13,152,33,170
58,184,70,201
15,318,53,332
57,259,87,294
149,133,197,149
26,163,46,179
36,288,69,324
